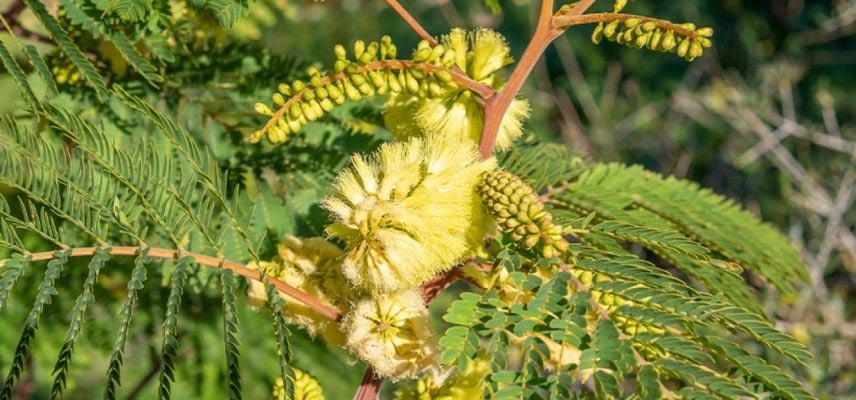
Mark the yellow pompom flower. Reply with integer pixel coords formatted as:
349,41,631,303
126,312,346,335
277,236,344,275
248,236,355,345
273,368,325,400
384,29,530,151
323,135,495,294
342,289,439,380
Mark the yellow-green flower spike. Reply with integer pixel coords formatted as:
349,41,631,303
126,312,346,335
323,135,495,294
273,368,325,400
478,169,570,259
342,290,438,381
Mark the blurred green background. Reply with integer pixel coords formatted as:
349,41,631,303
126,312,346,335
0,0,854,398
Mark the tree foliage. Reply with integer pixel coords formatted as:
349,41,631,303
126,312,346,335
0,0,817,398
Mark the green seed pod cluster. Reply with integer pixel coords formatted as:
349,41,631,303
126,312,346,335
251,36,460,144
478,169,570,259
591,17,713,62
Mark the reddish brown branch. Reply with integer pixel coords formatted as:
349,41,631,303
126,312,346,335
0,246,343,321
352,366,382,400
422,266,464,303
384,0,438,46
1,1,53,45
0,0,25,21
478,0,563,159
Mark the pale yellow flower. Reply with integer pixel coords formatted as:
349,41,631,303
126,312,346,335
277,236,344,275
414,92,530,152
323,135,495,294
273,368,325,400
248,237,354,346
342,290,439,381
384,28,530,151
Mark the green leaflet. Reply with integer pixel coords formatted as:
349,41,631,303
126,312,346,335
220,268,242,400
0,254,29,311
103,246,150,400
23,0,109,99
51,247,112,399
0,39,40,112
1,249,71,400
59,0,163,86
157,255,193,400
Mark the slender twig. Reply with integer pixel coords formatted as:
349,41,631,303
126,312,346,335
352,366,381,400
383,0,437,45
552,13,699,38
422,266,464,303
126,357,162,400
0,2,54,46
0,246,343,321
479,0,562,159
379,0,498,103
0,0,25,22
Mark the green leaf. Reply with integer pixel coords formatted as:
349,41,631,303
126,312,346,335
22,44,58,97
59,0,162,86
158,256,193,400
51,247,111,399
0,39,40,112
0,254,29,311
103,246,150,400
220,268,242,400
1,249,70,400
23,0,109,99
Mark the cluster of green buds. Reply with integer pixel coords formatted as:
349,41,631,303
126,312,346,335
252,36,460,144
591,17,713,62
478,170,570,259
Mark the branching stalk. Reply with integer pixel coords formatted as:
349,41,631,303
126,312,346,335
352,366,381,400
479,0,562,159
383,0,437,46
553,13,700,38
0,247,343,321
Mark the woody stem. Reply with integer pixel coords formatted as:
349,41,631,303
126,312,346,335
478,0,563,159
384,0,438,46
0,246,343,321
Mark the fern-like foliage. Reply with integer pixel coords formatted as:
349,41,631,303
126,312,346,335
1,249,70,400
0,1,817,398
0,32,281,398
103,246,151,400
435,143,812,399
51,246,111,398
157,255,193,399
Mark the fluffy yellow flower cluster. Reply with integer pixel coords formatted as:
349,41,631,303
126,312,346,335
248,236,355,345
273,368,325,400
323,135,495,295
384,29,530,151
342,290,438,380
